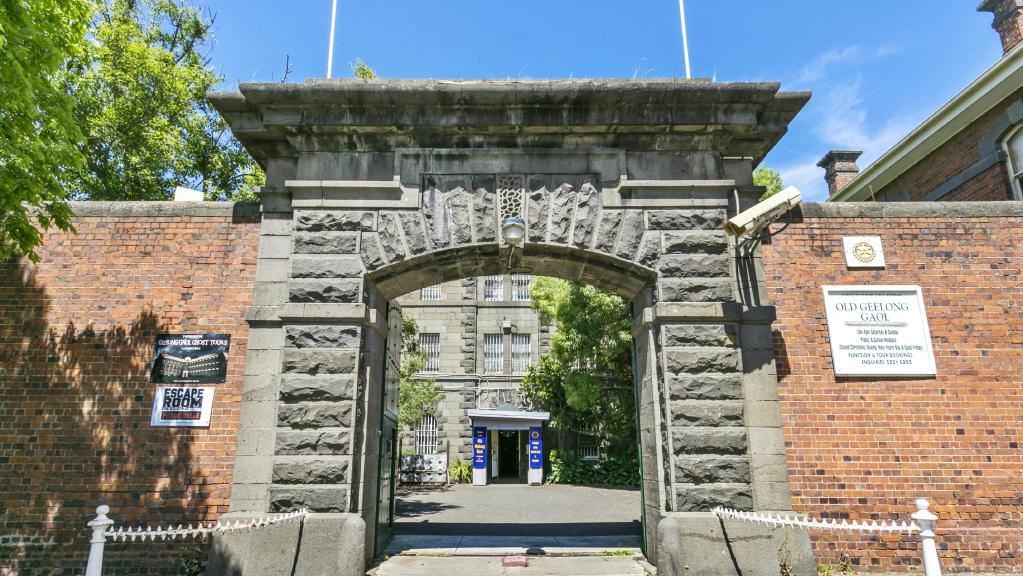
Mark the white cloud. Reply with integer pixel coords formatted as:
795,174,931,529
774,44,917,201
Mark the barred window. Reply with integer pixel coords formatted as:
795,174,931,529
419,333,440,373
512,334,531,373
420,285,443,301
483,275,504,301
415,414,439,455
484,334,503,374
1005,125,1023,200
511,275,531,301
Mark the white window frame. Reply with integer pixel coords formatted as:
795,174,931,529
419,333,440,373
484,334,503,374
511,275,531,301
420,285,443,301
483,275,504,302
1003,124,1023,201
415,414,439,455
511,333,531,373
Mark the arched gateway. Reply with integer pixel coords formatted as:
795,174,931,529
208,79,815,575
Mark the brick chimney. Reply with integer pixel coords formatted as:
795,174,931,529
817,150,863,197
979,0,1023,54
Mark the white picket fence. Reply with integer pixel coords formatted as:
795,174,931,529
84,505,307,576
712,498,941,576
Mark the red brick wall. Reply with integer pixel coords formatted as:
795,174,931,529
763,205,1023,572
0,204,260,575
874,90,1021,202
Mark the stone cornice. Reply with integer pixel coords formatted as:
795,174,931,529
208,79,809,167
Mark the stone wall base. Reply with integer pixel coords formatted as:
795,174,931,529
657,513,815,576
207,512,366,576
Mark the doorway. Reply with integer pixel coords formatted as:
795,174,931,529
497,430,520,479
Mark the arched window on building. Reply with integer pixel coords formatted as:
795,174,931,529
415,414,439,455
1003,125,1023,200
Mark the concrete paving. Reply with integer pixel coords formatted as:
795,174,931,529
395,483,642,536
371,555,652,576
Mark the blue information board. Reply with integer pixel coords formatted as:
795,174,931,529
472,426,488,469
528,426,543,469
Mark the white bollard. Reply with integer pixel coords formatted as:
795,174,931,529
911,499,942,576
85,505,115,576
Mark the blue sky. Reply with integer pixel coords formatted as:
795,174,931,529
206,1,1001,200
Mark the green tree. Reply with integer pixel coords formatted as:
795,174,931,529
349,58,376,79
64,0,261,201
519,278,635,454
753,167,784,200
0,0,93,261
397,316,442,431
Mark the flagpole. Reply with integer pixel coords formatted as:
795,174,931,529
327,0,338,78
679,0,692,79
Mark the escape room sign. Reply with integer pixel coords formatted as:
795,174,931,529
150,386,215,427
822,285,936,377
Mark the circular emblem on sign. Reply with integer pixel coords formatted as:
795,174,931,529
531,430,540,440
852,241,876,263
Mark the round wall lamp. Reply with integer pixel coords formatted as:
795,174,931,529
501,217,525,246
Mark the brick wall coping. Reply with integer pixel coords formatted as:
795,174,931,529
801,201,1023,218
68,201,261,219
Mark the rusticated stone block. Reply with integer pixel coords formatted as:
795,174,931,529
672,427,747,455
662,231,728,254
269,487,348,513
657,254,730,278
671,400,744,426
272,459,349,484
663,324,739,347
291,256,364,278
295,211,375,232
294,232,358,254
278,402,353,428
282,349,358,374
572,183,600,248
289,279,361,303
526,181,549,242
285,325,360,348
646,209,724,231
615,210,646,260
378,212,407,262
279,376,355,401
593,210,623,253
471,179,497,242
660,278,732,302
447,189,473,245
665,348,739,374
666,374,743,400
675,456,750,484
422,184,450,248
675,483,752,511
548,182,576,243
360,233,386,270
276,430,350,455
635,232,660,268
399,211,429,254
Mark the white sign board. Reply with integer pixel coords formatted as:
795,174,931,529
822,285,936,377
151,387,215,427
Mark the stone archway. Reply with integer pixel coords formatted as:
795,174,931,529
209,79,815,575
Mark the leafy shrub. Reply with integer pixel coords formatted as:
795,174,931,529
448,458,472,483
547,449,639,487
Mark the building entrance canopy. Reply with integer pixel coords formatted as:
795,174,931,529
468,408,549,430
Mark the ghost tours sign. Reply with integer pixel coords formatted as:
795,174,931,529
822,285,936,377
150,386,215,427
528,427,543,469
150,334,230,383
472,427,488,469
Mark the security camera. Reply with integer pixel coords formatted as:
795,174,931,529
724,186,802,237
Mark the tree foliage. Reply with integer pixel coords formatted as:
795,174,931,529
64,0,261,201
520,278,635,453
753,167,784,200
397,315,441,431
0,0,93,261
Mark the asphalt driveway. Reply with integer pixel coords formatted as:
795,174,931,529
394,483,642,536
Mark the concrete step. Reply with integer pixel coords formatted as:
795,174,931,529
371,555,653,576
384,534,643,557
